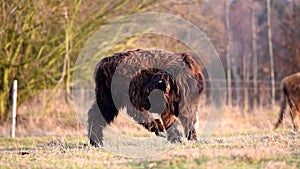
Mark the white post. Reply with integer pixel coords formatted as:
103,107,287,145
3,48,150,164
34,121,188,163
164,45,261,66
10,80,17,138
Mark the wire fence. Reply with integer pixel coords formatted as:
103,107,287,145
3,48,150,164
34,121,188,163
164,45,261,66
204,79,282,108
17,79,283,113
10,78,283,132
15,79,284,121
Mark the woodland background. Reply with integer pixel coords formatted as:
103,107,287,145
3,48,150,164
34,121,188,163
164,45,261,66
1,1,300,168
0,0,299,125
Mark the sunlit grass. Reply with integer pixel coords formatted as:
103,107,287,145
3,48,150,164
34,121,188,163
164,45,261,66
0,129,299,169
0,105,299,168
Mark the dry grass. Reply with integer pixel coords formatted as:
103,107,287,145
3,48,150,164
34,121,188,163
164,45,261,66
0,94,299,168
0,131,299,168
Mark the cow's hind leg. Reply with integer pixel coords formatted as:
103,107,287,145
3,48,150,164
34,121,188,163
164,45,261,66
88,102,105,147
178,112,198,141
290,107,300,133
274,99,286,129
274,86,288,130
88,101,118,147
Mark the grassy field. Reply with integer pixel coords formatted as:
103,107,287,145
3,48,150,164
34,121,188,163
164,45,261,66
0,130,299,169
0,105,300,168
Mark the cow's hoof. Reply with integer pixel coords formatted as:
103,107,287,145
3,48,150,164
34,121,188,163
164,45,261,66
90,139,103,147
168,134,182,143
187,129,197,141
166,125,182,143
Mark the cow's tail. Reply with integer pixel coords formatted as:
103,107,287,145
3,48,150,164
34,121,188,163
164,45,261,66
274,83,289,129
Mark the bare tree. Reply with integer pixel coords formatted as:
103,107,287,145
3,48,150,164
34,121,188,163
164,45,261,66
225,0,232,107
242,49,249,113
251,1,258,110
267,0,275,109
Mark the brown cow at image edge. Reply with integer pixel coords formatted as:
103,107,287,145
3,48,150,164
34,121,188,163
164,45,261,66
274,72,300,133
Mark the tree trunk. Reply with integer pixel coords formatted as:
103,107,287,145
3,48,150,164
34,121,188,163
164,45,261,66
225,0,232,107
242,50,249,113
267,0,275,109
251,2,258,110
64,7,72,103
0,68,9,121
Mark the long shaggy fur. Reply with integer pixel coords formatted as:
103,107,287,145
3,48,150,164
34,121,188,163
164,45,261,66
274,72,300,133
88,49,204,146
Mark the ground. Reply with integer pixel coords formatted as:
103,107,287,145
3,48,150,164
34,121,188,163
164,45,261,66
0,131,299,168
0,106,300,168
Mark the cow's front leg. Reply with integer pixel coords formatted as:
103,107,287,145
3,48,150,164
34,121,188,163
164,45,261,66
127,107,165,135
161,110,182,143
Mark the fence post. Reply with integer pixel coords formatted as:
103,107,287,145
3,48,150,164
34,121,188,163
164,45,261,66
10,80,17,138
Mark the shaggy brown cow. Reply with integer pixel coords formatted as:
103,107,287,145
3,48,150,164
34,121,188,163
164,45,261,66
274,72,300,133
88,49,204,146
